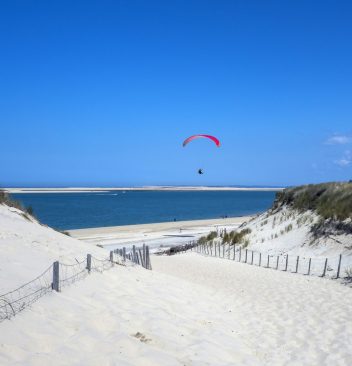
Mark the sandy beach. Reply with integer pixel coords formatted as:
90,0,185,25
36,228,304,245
69,217,252,251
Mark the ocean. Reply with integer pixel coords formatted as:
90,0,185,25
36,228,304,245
12,190,277,230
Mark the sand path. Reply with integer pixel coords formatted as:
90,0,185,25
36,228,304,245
152,253,352,365
0,253,351,365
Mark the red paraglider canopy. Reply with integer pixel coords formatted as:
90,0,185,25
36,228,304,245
182,134,220,147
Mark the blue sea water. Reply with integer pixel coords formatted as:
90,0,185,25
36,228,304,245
12,190,277,230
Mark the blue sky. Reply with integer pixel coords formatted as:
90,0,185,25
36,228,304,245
1,0,352,187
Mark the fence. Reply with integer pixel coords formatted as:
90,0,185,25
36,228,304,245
155,241,198,256
0,245,151,323
191,242,350,280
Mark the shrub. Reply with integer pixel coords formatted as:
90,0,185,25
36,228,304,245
222,232,230,244
0,190,23,210
231,228,252,245
274,182,352,220
198,236,207,245
206,231,218,241
26,206,34,216
0,190,35,218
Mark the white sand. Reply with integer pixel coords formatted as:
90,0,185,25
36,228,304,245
0,204,105,292
1,252,351,365
237,207,352,275
1,203,352,365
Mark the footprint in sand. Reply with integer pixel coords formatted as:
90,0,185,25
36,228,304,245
132,332,152,343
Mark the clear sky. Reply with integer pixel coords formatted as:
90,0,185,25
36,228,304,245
1,0,352,187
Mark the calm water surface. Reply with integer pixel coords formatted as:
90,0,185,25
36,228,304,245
12,190,277,230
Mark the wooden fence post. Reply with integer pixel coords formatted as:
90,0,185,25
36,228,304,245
276,256,279,270
52,261,60,292
285,255,288,271
251,251,254,265
110,251,114,263
138,248,144,268
259,252,261,266
123,247,126,262
239,247,242,262
322,258,328,277
267,255,270,268
307,258,311,275
245,249,248,263
233,244,236,261
132,245,137,264
336,255,342,279
295,256,299,273
146,245,151,269
86,254,92,273
143,244,146,266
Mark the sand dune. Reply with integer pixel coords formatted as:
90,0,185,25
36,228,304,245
1,203,351,365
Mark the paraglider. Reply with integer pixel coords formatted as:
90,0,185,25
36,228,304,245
182,134,221,148
182,134,220,175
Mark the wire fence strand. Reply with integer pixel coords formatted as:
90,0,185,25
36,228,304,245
0,264,53,322
0,245,152,323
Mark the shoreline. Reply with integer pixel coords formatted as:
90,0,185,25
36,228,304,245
69,216,253,250
4,186,284,193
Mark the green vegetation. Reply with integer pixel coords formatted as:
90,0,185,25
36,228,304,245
206,231,218,241
0,189,35,218
222,232,231,244
0,189,23,210
198,236,208,245
198,231,218,244
274,182,352,220
285,224,293,233
230,228,252,245
197,228,252,247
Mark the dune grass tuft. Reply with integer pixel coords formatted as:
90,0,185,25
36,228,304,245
274,182,352,220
